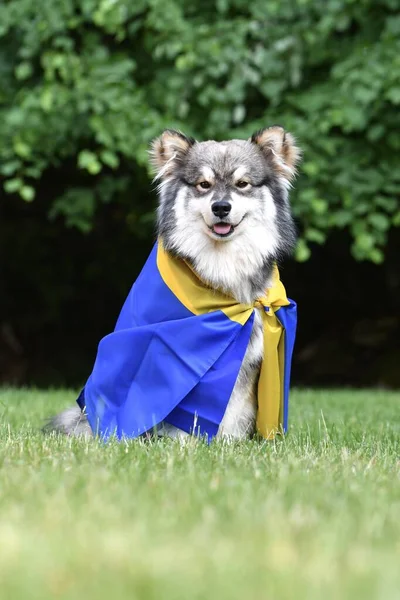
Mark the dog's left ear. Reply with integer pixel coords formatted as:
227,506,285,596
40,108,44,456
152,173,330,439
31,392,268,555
251,126,301,182
150,129,196,179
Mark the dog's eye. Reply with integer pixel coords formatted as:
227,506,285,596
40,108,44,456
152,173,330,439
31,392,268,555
236,180,250,189
197,181,212,191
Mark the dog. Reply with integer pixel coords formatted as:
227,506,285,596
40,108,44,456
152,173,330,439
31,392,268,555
46,126,300,440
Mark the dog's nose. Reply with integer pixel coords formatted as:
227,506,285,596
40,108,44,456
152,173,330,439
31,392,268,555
212,201,231,219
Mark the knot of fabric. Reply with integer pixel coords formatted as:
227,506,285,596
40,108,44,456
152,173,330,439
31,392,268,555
254,298,265,309
254,298,270,312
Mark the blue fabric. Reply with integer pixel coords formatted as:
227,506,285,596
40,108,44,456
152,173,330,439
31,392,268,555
165,314,254,440
275,301,297,432
78,245,252,440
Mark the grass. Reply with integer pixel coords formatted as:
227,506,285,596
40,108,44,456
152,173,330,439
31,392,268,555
0,389,399,600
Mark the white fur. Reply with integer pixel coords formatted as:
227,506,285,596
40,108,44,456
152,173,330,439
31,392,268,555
200,166,216,182
45,406,93,438
232,166,248,182
270,147,295,179
166,186,278,303
155,153,177,180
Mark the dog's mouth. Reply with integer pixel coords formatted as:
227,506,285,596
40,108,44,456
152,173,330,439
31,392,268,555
207,216,246,238
211,222,234,237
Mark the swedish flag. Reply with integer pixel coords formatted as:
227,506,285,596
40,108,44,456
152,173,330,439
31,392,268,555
77,241,297,441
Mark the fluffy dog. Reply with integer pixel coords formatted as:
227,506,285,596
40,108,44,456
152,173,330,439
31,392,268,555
47,127,300,440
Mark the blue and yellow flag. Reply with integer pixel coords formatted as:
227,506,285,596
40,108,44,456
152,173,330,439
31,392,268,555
77,241,297,441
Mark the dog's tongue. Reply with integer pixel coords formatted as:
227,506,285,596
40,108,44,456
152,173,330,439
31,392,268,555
213,223,232,235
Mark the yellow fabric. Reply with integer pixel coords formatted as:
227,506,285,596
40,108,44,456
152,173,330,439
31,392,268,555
157,240,290,439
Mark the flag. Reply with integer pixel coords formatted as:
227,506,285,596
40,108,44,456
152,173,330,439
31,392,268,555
77,241,297,441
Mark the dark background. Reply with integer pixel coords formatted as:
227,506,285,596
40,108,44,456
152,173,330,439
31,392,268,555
1,1,399,388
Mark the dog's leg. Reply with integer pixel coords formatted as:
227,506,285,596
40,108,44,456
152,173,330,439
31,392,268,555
44,408,189,440
43,406,93,438
155,422,190,440
217,310,264,440
217,378,258,440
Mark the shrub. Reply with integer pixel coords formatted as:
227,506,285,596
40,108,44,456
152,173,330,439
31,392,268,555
1,0,399,261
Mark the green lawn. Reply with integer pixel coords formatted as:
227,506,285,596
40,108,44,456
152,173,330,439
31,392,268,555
0,389,399,600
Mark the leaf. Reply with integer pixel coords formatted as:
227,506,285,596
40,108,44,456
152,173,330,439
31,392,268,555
386,87,400,105
49,187,96,232
13,140,31,158
367,213,390,232
311,199,328,215
20,185,35,202
78,150,102,175
15,62,33,81
305,228,326,244
232,105,246,125
355,233,375,252
302,162,319,177
295,239,311,262
369,248,384,264
333,210,352,228
100,150,120,169
0,160,21,176
4,178,23,193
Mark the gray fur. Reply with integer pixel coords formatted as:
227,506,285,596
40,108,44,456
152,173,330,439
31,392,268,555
43,406,93,438
158,138,296,271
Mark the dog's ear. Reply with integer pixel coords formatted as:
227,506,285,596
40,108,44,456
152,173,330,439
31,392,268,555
150,129,195,179
250,126,301,182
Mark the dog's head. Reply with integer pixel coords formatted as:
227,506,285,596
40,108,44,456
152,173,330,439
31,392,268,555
150,128,301,293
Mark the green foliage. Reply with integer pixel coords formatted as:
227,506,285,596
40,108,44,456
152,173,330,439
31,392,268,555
1,0,400,261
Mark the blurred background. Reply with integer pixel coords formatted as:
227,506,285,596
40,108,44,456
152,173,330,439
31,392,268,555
1,0,399,389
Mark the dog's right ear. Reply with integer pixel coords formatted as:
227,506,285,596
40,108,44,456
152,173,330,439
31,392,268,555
150,130,195,179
